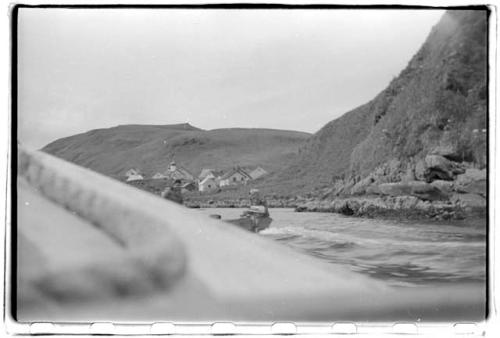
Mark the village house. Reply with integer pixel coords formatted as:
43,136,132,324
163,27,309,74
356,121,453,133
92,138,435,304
249,166,268,180
152,172,167,179
162,161,194,181
199,168,225,181
219,167,252,187
198,168,216,181
125,168,144,182
180,181,197,193
198,175,218,193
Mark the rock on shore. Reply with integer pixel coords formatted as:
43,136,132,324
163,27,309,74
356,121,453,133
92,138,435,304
296,154,486,220
295,196,474,221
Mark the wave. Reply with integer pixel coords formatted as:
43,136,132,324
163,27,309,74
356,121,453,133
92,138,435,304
260,226,359,250
261,225,485,250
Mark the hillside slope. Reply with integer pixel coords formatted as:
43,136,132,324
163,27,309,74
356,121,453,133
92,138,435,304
267,10,487,194
42,123,310,178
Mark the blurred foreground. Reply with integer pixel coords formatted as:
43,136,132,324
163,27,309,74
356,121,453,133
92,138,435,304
15,147,486,322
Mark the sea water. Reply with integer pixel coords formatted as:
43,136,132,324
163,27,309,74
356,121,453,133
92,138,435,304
199,208,486,287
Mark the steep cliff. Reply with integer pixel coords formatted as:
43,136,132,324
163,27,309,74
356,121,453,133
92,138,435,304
271,10,487,194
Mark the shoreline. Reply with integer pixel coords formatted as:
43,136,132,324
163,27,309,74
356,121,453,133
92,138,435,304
184,195,486,222
294,196,486,222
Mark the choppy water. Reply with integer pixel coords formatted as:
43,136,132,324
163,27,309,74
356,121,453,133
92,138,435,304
199,208,486,287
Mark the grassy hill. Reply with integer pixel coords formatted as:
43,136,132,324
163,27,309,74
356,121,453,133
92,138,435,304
42,123,310,179
261,10,487,195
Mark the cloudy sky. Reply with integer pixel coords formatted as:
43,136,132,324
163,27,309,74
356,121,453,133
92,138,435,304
18,8,444,149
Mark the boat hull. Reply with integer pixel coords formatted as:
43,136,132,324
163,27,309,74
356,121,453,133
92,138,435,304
226,216,272,232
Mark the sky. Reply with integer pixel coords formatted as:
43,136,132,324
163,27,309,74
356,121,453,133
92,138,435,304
17,8,444,149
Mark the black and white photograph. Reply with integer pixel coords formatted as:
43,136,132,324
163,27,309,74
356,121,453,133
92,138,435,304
11,3,489,328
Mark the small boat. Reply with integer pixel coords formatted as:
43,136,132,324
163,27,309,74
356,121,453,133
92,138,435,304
226,215,273,233
209,212,272,232
209,199,272,233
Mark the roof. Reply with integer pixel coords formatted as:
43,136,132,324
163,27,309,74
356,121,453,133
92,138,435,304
177,166,194,177
161,165,194,180
250,166,267,173
249,167,268,179
125,168,142,175
220,168,252,180
199,168,215,179
199,175,216,185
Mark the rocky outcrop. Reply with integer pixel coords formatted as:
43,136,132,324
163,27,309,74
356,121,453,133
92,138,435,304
450,193,486,209
430,144,462,161
296,196,467,221
430,180,455,194
423,155,465,182
365,184,383,195
415,159,427,181
304,153,486,220
455,168,487,196
378,181,448,201
350,175,376,195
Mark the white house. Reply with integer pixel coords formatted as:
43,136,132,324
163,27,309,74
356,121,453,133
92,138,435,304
249,166,268,180
165,161,194,181
219,168,252,187
199,168,216,181
152,172,167,179
125,168,144,182
199,176,218,192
